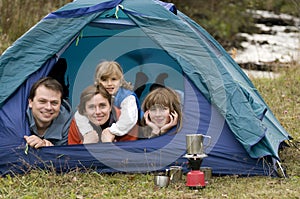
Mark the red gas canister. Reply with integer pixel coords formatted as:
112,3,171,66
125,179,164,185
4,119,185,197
186,170,206,188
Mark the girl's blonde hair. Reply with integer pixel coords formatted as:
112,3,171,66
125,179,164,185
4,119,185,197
94,61,133,90
142,87,183,133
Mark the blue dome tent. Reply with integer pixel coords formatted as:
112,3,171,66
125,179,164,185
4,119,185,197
0,0,290,176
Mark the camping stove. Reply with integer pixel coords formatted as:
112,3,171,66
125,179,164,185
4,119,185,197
184,154,207,188
184,134,211,188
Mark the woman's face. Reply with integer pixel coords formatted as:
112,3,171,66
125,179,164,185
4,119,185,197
148,104,170,128
84,93,111,126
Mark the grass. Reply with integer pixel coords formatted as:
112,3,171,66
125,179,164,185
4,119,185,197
251,66,300,180
0,67,299,198
0,163,299,199
1,169,299,198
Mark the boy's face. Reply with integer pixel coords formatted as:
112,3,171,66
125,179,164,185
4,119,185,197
28,85,61,129
99,74,121,95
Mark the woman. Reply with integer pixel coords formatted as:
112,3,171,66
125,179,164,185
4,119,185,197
74,60,141,142
68,84,117,144
140,87,183,139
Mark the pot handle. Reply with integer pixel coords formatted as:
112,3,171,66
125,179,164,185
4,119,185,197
165,169,170,177
203,135,212,151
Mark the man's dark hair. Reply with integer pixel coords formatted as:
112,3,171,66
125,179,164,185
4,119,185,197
28,77,63,101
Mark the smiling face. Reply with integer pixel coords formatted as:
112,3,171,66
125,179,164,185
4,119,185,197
148,104,171,128
28,85,61,129
99,75,121,95
141,87,183,133
84,93,111,126
94,61,124,95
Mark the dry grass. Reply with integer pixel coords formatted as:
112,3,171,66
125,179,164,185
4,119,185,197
251,65,300,179
0,165,299,198
0,0,71,53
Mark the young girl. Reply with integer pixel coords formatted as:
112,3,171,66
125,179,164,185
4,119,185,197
74,61,141,142
140,87,183,139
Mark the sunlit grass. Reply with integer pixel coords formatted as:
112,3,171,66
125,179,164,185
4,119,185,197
1,164,299,198
251,66,300,141
251,65,300,180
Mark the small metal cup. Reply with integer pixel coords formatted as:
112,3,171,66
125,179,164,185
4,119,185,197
169,166,182,183
154,175,170,187
200,167,212,184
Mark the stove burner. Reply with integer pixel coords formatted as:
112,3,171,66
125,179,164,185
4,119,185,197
183,154,207,159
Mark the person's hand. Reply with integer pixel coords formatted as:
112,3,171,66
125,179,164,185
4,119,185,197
24,135,53,148
43,139,54,147
160,111,178,133
83,130,99,144
144,110,160,136
101,128,115,142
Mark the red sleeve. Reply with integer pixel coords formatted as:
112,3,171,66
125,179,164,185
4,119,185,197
68,119,83,145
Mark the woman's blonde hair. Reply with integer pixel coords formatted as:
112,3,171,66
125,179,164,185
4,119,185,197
78,84,112,115
142,87,183,133
94,61,133,90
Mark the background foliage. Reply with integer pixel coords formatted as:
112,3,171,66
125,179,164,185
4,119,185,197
166,0,299,49
1,0,299,54
0,0,72,52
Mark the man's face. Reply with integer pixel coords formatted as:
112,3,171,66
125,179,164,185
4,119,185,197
28,85,61,129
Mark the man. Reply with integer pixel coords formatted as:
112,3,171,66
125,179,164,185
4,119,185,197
24,77,73,148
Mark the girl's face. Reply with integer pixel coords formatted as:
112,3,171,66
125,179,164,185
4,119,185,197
148,104,170,128
84,93,111,126
99,74,121,95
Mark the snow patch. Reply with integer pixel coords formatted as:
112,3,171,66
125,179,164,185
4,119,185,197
234,10,300,65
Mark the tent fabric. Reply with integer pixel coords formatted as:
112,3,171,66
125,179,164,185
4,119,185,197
0,73,273,176
0,0,290,176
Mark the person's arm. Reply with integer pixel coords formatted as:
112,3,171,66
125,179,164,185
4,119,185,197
109,95,138,136
82,130,99,144
74,111,94,136
144,111,178,138
160,111,178,133
68,119,83,145
24,135,53,148
101,128,116,142
143,110,160,136
68,118,99,144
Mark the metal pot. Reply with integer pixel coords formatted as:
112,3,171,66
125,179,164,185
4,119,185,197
200,167,212,184
186,134,211,155
169,166,182,183
154,175,170,187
